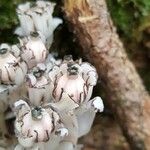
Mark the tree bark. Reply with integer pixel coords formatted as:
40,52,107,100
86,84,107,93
63,0,150,149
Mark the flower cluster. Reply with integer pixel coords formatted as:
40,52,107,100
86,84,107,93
15,0,62,49
0,1,104,150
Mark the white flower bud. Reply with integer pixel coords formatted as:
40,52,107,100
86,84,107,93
14,100,63,148
20,34,47,69
0,43,27,85
49,56,98,104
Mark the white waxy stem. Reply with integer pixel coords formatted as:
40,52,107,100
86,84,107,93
14,100,67,149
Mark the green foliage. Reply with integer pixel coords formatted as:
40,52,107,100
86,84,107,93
0,0,33,43
107,0,150,40
0,0,24,30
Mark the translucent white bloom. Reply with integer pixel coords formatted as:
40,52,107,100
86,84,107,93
15,0,62,49
48,55,104,139
49,55,98,104
0,43,27,85
14,100,67,148
19,32,48,69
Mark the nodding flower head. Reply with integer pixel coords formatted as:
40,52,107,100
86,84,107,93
15,1,62,49
14,100,62,147
20,34,47,69
49,55,98,103
0,43,27,85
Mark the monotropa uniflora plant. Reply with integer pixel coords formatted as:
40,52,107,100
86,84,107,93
0,1,104,150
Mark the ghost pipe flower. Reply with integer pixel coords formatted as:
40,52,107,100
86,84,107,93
26,63,51,106
19,32,48,69
0,43,27,85
49,55,98,103
0,0,104,149
48,55,104,113
14,100,68,149
49,55,104,138
15,0,62,49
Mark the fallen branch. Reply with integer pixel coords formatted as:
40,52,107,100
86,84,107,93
63,0,150,149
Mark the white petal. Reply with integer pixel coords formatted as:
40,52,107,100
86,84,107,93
17,14,34,36
14,27,24,36
48,66,61,82
17,2,30,13
0,43,10,50
26,74,37,86
14,100,26,108
81,62,98,86
50,92,79,112
57,128,68,137
15,67,25,85
92,97,104,112
11,45,21,57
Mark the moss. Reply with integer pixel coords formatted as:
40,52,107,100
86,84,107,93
107,0,150,41
0,0,26,30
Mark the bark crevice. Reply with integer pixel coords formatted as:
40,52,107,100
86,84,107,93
63,0,150,149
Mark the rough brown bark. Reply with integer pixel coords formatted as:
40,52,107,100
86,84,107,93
63,0,150,149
